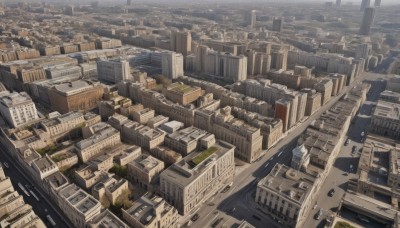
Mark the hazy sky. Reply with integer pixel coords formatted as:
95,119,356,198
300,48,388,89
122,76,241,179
32,0,400,5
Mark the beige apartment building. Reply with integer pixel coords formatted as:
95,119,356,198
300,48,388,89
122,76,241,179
57,184,102,228
75,123,121,163
165,82,204,105
213,107,263,163
127,154,165,191
40,111,85,139
150,146,182,166
47,80,104,114
160,140,235,215
255,164,317,228
123,193,179,228
132,108,155,124
370,100,400,140
121,120,165,150
164,126,211,156
92,177,129,205
88,209,129,227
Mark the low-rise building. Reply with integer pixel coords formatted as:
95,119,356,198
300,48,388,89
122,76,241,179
74,166,113,189
57,184,102,228
127,154,165,191
40,111,85,140
31,155,59,180
159,120,184,134
88,209,129,228
121,120,165,150
122,193,179,228
132,108,155,124
114,145,142,166
0,91,39,128
370,99,400,140
160,140,235,215
255,164,317,228
150,146,182,166
76,123,121,163
213,107,263,163
146,115,169,129
164,126,211,156
47,80,104,114
92,177,129,205
164,82,204,105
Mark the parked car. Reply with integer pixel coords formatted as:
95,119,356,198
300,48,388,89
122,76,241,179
345,139,351,146
221,185,231,193
352,146,357,152
328,188,335,197
252,215,261,221
315,209,323,220
191,213,199,222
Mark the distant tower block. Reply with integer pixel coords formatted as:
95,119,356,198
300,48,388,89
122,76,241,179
246,10,256,28
336,0,342,7
127,0,132,6
360,0,370,11
272,17,283,32
359,7,375,35
374,0,381,7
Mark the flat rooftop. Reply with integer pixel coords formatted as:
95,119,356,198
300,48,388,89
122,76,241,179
0,92,33,107
52,80,99,96
124,194,173,226
373,100,400,120
258,164,315,206
167,83,200,94
130,155,162,173
76,125,119,150
161,140,234,186
166,126,208,144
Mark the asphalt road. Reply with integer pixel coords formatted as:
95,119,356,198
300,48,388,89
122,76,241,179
182,72,384,228
0,147,71,228
302,77,389,228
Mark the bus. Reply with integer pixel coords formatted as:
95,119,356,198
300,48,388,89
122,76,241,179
46,215,56,227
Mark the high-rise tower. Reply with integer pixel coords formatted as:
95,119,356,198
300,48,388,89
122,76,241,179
360,0,370,11
359,7,375,35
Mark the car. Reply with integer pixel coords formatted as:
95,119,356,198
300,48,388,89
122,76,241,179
3,162,9,169
191,213,199,222
352,146,357,152
345,139,351,146
361,131,365,137
315,209,323,220
252,215,261,221
328,188,335,197
211,218,223,228
221,185,231,193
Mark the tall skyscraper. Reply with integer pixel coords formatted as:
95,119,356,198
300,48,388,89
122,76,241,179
336,0,342,7
127,0,132,6
360,0,370,11
272,17,283,32
374,0,381,7
359,7,375,35
246,10,256,28
170,31,192,56
162,52,184,79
